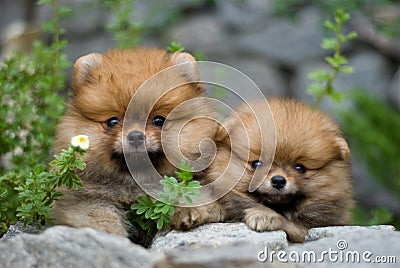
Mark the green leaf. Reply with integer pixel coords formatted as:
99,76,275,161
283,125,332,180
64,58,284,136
57,7,71,16
130,203,142,210
328,91,344,103
346,31,358,41
163,176,179,185
333,54,347,65
167,41,185,53
307,83,324,98
323,20,336,31
154,204,165,214
136,207,148,215
168,206,175,216
161,204,172,215
186,181,201,188
308,70,331,82
339,66,354,74
144,209,153,219
149,213,159,220
161,214,171,224
325,56,336,67
321,38,337,50
156,217,164,230
183,195,193,204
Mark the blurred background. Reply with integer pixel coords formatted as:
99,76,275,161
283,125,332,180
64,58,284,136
1,0,399,228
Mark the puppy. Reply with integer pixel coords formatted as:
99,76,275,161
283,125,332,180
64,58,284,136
172,98,353,242
51,47,218,244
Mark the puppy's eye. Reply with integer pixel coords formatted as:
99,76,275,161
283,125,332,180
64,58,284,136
106,117,119,128
294,164,306,173
251,160,264,169
152,115,165,127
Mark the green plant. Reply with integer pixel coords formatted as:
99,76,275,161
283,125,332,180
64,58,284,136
0,0,70,235
272,0,400,38
0,172,22,233
167,41,185,53
340,90,400,198
101,0,142,48
0,135,87,233
0,0,69,172
15,136,87,226
340,90,399,228
351,207,393,226
307,9,357,106
130,161,200,237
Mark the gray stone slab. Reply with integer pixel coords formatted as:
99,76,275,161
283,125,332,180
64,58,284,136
0,226,165,268
151,223,288,252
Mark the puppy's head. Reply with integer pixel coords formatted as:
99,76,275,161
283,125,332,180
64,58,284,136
56,47,217,177
216,98,352,208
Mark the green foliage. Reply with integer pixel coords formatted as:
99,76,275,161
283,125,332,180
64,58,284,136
340,90,400,198
101,0,142,48
0,142,86,232
130,161,200,237
0,172,22,233
48,145,86,189
351,207,393,226
166,41,204,61
167,41,185,53
307,9,357,106
0,0,70,234
0,0,69,172
272,0,400,38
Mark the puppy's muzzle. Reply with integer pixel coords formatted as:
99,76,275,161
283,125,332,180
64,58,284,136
127,131,146,148
270,175,286,190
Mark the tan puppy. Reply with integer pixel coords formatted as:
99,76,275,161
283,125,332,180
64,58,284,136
52,47,218,244
172,98,353,242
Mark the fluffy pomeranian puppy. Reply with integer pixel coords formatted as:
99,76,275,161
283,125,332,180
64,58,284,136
51,47,218,243
172,98,353,242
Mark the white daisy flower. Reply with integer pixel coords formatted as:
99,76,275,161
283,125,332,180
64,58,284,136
71,135,90,150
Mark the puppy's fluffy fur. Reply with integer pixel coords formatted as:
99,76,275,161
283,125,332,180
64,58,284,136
172,98,353,242
51,47,217,243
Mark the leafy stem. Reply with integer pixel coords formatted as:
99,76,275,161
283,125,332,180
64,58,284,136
307,9,358,107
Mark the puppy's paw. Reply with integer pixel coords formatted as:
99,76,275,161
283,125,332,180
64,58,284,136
284,223,308,243
244,207,284,232
171,207,204,231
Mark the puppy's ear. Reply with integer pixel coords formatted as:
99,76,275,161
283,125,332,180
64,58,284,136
336,136,350,161
171,52,199,81
72,53,103,91
215,116,236,144
215,124,229,143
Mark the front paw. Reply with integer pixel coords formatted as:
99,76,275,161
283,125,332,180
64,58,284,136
244,207,284,232
284,223,308,243
171,207,203,231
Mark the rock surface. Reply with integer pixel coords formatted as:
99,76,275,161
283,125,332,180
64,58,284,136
0,225,164,268
1,222,398,267
0,221,46,242
151,223,288,251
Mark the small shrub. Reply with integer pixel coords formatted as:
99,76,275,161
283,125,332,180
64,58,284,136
0,135,88,234
130,161,200,237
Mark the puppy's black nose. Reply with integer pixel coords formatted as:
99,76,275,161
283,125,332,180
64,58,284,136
127,131,145,147
271,175,286,189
